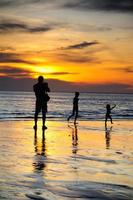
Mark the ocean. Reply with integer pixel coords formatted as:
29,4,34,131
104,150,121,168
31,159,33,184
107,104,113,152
0,91,133,121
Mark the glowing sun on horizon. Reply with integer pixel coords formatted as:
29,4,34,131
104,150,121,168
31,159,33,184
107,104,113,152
32,65,55,78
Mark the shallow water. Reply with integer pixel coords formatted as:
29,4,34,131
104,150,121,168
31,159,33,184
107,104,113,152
0,91,133,120
0,120,132,199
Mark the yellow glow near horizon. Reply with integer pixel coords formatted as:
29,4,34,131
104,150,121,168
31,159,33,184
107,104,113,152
30,66,56,79
0,59,132,86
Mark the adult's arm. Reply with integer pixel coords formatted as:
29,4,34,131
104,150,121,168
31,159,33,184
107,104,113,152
45,82,50,92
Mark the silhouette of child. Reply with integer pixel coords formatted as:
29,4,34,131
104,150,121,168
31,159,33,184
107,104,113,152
33,76,50,130
105,104,116,125
67,92,79,124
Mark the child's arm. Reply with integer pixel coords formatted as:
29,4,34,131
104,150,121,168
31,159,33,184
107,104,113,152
111,105,116,110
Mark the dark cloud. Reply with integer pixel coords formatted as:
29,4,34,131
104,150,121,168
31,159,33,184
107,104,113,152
62,41,99,50
0,0,132,13
0,19,54,34
0,66,30,74
0,0,50,8
0,52,35,64
64,0,133,13
0,66,34,78
0,0,14,7
0,20,27,32
58,41,99,63
29,26,52,33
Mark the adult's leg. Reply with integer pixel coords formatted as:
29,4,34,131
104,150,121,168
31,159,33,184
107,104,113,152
42,112,46,129
34,101,40,129
42,103,47,129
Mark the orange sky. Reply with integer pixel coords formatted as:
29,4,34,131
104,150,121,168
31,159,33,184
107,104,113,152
0,0,133,92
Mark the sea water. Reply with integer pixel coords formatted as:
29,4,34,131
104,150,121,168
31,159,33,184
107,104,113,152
0,91,133,121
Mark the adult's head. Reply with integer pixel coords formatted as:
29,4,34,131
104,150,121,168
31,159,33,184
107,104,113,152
38,76,44,83
75,92,79,97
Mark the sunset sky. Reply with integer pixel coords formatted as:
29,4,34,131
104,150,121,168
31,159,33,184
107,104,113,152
0,0,133,92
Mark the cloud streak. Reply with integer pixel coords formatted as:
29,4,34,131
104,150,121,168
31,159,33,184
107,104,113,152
0,66,33,78
0,52,35,64
0,66,30,73
46,72,78,75
0,46,15,52
0,66,79,78
114,66,133,73
61,41,99,50
56,41,100,63
0,19,55,34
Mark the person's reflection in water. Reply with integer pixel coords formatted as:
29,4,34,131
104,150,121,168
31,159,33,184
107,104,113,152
68,124,78,154
33,128,47,171
105,125,112,149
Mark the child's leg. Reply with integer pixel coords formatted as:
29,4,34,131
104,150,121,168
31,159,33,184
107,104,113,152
67,109,75,121
109,115,113,124
74,110,78,124
105,114,108,125
67,113,74,121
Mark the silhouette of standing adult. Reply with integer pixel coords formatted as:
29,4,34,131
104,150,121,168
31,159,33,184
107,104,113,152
33,76,50,130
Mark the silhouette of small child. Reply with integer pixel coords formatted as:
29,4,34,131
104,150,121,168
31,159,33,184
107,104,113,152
105,104,116,125
67,92,79,124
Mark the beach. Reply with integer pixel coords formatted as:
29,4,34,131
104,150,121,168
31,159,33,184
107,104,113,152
0,120,132,200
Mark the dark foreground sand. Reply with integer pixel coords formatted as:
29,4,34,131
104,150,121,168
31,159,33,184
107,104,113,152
0,120,133,199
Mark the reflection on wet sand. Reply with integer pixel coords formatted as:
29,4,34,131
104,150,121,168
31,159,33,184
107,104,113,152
68,124,78,154
105,125,112,149
0,120,132,199
33,128,47,171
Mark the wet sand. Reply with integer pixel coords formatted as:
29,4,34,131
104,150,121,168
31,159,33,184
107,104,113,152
0,120,133,200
